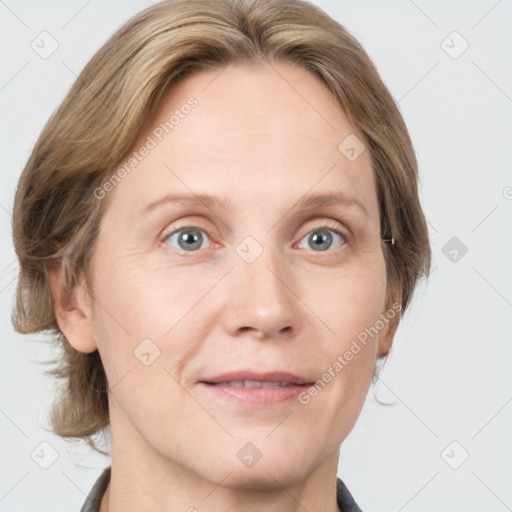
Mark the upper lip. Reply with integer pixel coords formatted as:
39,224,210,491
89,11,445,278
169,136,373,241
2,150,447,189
200,370,314,385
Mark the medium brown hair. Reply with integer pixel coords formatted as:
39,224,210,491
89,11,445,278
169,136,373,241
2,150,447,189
12,0,431,453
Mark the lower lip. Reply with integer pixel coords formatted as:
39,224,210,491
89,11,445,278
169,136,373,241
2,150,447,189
199,383,311,407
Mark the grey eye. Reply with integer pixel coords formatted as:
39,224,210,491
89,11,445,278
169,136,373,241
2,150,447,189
298,229,344,251
164,228,209,251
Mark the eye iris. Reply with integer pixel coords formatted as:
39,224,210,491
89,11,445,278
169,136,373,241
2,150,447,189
170,227,340,252
178,229,203,251
309,230,332,251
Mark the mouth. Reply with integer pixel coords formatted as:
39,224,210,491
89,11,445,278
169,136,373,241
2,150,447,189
204,380,307,388
200,370,313,385
199,371,315,407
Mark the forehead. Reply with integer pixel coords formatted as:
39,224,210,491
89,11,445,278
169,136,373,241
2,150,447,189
152,60,362,154
105,61,378,223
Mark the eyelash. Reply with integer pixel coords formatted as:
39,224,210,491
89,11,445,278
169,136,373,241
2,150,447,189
161,219,352,255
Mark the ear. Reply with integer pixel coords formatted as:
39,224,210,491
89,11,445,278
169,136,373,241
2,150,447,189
376,287,402,358
46,258,98,353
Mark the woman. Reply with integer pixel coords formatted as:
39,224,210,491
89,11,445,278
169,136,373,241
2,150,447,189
12,0,431,510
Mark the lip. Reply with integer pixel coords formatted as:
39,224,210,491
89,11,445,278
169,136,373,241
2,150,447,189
199,370,315,408
200,370,312,385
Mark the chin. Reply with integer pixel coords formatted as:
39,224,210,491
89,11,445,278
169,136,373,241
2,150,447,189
219,464,310,491
207,444,314,491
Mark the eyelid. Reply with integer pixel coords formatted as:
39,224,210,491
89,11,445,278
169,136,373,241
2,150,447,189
297,218,351,242
161,221,209,240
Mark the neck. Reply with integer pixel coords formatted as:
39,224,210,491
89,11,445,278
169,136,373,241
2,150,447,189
99,482,110,512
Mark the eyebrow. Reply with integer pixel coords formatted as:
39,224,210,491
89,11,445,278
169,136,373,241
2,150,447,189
295,191,368,216
138,191,368,217
139,193,232,216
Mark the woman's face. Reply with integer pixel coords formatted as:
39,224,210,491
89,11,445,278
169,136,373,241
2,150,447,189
82,61,398,486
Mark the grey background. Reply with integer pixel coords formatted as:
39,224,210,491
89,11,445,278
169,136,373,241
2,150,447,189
1,1,511,510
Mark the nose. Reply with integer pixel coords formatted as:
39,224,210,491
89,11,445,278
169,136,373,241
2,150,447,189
221,245,302,341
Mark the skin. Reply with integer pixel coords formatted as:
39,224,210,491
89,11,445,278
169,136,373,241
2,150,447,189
48,60,399,512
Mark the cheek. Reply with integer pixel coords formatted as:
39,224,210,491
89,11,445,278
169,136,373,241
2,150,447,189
90,250,178,335
301,252,387,413
88,262,194,433
89,253,214,390
312,251,387,348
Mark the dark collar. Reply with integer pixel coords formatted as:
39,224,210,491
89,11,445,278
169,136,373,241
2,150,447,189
80,466,363,512
336,477,363,511
80,466,111,512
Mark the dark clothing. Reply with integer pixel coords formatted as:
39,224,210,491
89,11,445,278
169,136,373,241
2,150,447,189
80,466,363,511
80,466,111,512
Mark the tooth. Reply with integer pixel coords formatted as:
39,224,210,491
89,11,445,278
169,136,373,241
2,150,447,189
261,381,280,388
244,380,262,388
211,380,298,388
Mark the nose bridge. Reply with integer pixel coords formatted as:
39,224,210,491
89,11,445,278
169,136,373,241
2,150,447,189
224,234,301,338
244,240,287,303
